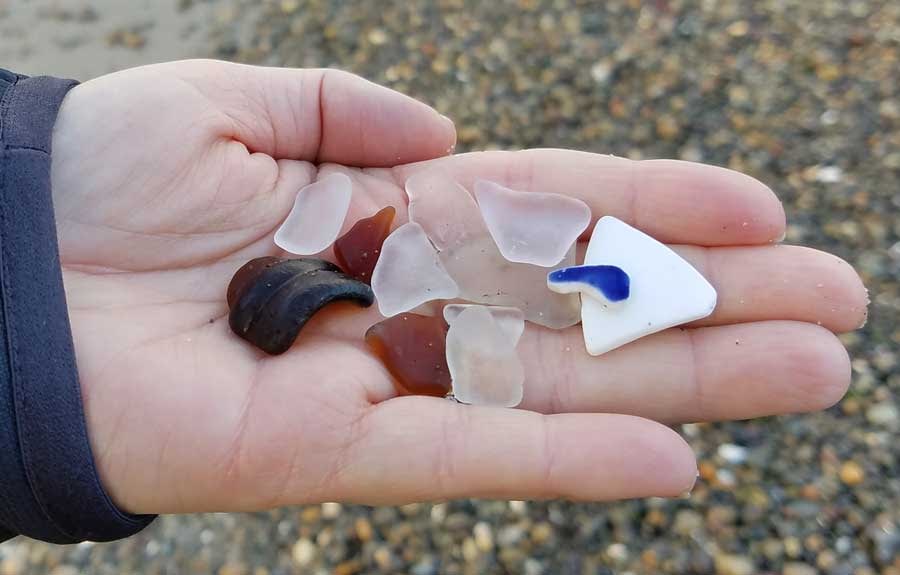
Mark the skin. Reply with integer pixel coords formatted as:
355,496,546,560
49,59,868,516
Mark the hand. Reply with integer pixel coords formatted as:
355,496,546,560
51,59,867,515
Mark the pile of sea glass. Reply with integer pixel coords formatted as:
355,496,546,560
273,172,717,408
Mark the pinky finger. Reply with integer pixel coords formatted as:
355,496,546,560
330,397,698,504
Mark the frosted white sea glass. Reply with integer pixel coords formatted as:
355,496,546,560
274,173,352,255
371,222,459,317
473,179,591,267
446,306,525,408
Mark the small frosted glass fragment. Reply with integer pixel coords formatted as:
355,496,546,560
333,206,396,283
274,173,353,255
371,222,460,317
580,216,717,356
443,304,525,344
407,172,580,328
547,265,631,303
474,179,591,267
365,313,451,397
443,238,581,329
406,171,483,251
446,306,525,408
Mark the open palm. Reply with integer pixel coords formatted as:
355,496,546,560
50,60,866,516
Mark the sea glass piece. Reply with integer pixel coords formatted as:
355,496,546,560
406,172,479,251
333,206,396,283
407,172,580,329
365,313,451,397
580,216,717,356
547,265,631,303
371,222,460,317
446,306,525,408
443,304,525,344
274,173,353,255
444,238,581,329
473,179,591,267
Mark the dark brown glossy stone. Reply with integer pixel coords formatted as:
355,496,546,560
333,206,396,284
227,257,374,355
226,256,282,308
365,313,452,397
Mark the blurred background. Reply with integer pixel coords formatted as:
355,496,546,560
1,0,898,573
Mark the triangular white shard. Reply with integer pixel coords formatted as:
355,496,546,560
446,306,524,408
443,304,525,344
473,179,591,267
581,216,717,356
274,173,352,255
371,222,459,317
407,172,580,329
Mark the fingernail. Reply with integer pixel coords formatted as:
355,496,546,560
439,114,457,155
679,471,699,499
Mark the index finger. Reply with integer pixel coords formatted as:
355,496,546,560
393,149,785,246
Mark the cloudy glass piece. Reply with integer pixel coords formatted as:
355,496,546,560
443,304,525,344
473,179,591,267
580,216,717,356
406,172,580,329
547,265,631,303
443,238,581,329
371,222,460,317
274,173,353,255
407,172,481,252
446,306,525,408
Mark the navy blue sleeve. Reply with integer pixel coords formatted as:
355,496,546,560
0,69,155,544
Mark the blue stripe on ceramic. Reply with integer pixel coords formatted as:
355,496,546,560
547,265,631,302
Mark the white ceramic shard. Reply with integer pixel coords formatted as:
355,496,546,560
446,306,525,408
407,173,580,329
474,179,591,267
443,304,525,344
371,222,460,317
274,173,353,255
580,216,717,356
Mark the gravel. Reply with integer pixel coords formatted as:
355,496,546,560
1,0,898,573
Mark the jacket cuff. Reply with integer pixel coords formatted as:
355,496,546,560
0,71,155,543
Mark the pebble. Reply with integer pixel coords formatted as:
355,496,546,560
840,461,866,486
866,402,899,429
291,538,316,566
673,509,704,536
783,563,818,575
714,553,756,575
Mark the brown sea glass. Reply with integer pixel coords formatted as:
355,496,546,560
334,206,396,283
365,313,452,397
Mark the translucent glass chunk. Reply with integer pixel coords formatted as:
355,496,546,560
406,171,483,251
446,306,525,408
371,222,460,317
333,206,396,283
407,173,580,329
443,304,525,344
274,173,353,255
365,313,451,397
580,216,717,356
473,179,591,267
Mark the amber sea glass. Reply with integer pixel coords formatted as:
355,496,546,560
365,313,452,397
334,206,396,283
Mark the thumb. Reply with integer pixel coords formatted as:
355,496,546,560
171,59,456,166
